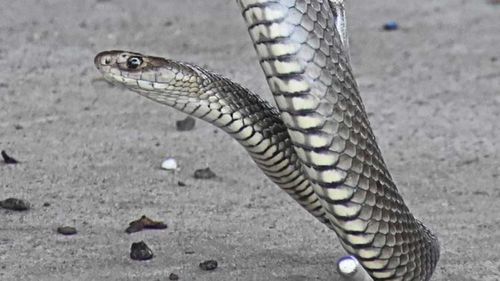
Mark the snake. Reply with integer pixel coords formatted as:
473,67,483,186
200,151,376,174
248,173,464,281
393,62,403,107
94,1,440,280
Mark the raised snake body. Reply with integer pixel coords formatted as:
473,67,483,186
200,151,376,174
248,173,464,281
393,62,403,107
94,1,440,280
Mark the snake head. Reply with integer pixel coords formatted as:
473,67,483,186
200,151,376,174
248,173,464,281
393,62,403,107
94,50,205,102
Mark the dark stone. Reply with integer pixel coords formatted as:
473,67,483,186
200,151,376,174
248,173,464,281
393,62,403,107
0,198,30,211
125,215,168,234
168,273,179,280
193,168,216,179
1,150,19,164
199,260,218,271
57,226,77,235
130,241,153,261
177,181,186,187
383,21,399,31
176,116,195,131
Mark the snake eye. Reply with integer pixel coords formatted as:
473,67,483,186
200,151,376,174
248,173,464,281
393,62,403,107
127,56,143,69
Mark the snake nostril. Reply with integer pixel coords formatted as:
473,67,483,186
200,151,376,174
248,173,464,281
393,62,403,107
103,56,112,65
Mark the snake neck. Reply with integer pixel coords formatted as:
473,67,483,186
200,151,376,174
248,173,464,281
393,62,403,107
134,69,333,226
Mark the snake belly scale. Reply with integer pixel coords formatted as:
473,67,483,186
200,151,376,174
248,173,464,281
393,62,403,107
94,1,440,280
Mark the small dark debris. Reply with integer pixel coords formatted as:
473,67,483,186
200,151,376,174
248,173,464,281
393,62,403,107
472,191,489,196
169,273,179,280
194,168,216,179
383,21,399,31
126,222,143,234
458,157,479,166
43,202,51,207
164,21,173,27
1,150,19,164
176,116,196,131
14,124,23,130
491,57,498,62
0,198,30,211
57,226,77,235
126,215,167,234
184,250,195,254
177,181,186,187
130,241,153,261
199,260,218,271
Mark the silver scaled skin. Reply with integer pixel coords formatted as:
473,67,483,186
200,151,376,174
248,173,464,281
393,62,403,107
94,1,440,280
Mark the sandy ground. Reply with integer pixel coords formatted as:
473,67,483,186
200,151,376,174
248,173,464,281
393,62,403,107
1,1,499,280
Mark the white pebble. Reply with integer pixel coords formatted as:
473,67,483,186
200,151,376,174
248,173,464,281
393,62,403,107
338,256,358,274
161,158,178,170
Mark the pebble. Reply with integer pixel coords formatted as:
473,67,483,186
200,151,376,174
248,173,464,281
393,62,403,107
383,21,399,31
57,226,77,235
130,241,153,261
161,158,178,170
199,260,218,271
168,273,179,280
177,181,186,187
0,198,30,211
125,215,168,234
1,150,19,164
176,116,195,131
193,168,216,179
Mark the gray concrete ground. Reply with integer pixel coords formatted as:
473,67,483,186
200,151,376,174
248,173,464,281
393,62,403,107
1,0,499,280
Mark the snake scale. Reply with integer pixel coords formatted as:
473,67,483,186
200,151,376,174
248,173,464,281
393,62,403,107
94,1,440,280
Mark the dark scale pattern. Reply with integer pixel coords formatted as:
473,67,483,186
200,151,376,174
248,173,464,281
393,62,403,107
95,1,440,275
187,69,335,223
238,0,439,280
196,73,331,219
